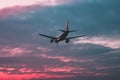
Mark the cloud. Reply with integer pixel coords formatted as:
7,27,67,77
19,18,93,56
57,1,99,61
0,56,108,80
0,0,78,17
39,53,93,63
96,65,120,70
0,47,119,80
0,0,68,9
73,36,120,49
0,46,32,57
0,72,73,80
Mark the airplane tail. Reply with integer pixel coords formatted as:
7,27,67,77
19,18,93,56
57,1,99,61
59,20,77,32
66,20,69,31
68,30,78,32
59,20,69,32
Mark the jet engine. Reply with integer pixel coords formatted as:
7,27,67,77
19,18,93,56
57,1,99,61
65,39,69,43
50,39,54,43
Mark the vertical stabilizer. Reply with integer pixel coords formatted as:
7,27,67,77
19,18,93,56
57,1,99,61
66,20,69,31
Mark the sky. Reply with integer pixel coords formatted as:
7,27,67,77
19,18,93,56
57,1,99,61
0,0,120,80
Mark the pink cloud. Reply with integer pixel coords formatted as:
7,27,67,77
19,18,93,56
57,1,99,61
0,72,73,80
0,46,31,57
0,0,76,17
44,66,88,74
37,46,52,52
0,5,39,17
39,54,93,63
44,66,109,77
0,0,73,9
45,67,72,73
0,66,73,80
0,62,110,80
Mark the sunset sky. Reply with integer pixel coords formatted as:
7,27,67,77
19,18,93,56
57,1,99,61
0,0,120,80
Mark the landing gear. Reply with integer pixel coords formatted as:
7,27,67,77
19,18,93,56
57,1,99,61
65,39,69,43
50,39,54,43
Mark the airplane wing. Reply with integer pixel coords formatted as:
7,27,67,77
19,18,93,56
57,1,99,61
39,33,56,39
66,35,85,39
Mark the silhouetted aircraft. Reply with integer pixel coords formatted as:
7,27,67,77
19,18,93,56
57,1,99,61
39,20,85,45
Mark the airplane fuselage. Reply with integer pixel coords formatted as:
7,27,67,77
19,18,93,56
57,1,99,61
57,31,69,42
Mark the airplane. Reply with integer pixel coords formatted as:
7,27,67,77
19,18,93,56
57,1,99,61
39,20,85,45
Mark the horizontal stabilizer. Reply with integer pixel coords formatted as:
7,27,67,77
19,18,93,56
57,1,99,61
68,30,78,32
59,29,77,32
59,29,66,32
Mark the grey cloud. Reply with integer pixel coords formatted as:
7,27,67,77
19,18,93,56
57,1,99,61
48,43,113,57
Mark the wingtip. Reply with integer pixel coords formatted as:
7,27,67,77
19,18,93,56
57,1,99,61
38,33,42,36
